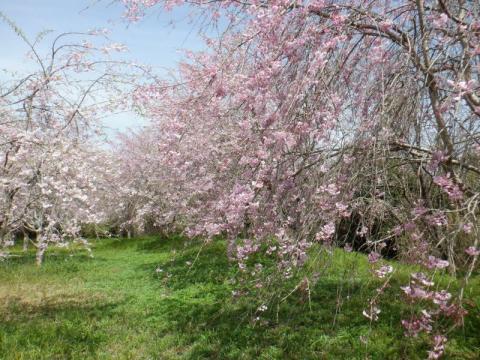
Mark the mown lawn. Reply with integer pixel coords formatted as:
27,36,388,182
0,236,478,359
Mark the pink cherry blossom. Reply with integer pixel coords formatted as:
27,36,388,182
426,256,449,270
465,247,480,256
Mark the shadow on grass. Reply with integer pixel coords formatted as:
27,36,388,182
0,295,123,359
137,234,191,253
143,240,230,287
135,237,480,359
132,238,408,358
3,253,95,264
147,277,410,359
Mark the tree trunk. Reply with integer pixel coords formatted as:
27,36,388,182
35,233,45,266
23,232,29,252
227,238,237,261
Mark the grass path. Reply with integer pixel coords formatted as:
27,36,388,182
0,236,478,359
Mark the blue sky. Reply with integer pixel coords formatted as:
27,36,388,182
0,0,207,134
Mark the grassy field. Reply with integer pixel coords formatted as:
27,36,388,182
0,236,478,359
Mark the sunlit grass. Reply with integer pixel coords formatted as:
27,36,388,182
0,236,478,359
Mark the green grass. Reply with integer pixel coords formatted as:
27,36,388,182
0,236,478,359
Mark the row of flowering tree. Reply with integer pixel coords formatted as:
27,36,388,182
0,15,144,264
118,0,479,358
